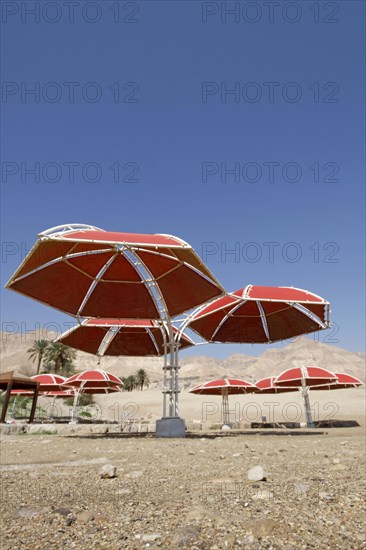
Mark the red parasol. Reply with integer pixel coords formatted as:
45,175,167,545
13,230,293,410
186,285,330,344
189,378,258,426
6,224,224,430
57,318,194,357
5,224,223,319
273,366,337,427
62,369,123,422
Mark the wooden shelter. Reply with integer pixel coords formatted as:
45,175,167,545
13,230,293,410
0,371,39,423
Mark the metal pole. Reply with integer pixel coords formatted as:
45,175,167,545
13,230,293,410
169,339,174,417
222,389,229,425
71,390,80,423
302,386,314,428
162,341,167,418
174,343,179,417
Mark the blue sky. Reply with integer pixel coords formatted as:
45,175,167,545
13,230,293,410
1,1,365,357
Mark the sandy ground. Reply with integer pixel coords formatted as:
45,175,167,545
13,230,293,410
1,421,366,549
90,387,366,427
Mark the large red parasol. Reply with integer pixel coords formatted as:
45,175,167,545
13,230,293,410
189,378,258,426
5,224,223,319
186,285,330,344
273,366,337,427
57,318,194,357
6,224,224,431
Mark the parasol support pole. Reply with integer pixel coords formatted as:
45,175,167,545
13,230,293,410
162,342,167,418
222,389,229,425
156,337,185,438
70,390,80,424
301,385,315,428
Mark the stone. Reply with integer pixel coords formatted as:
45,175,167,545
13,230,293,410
53,507,72,516
17,507,40,518
100,464,117,479
76,511,95,523
247,465,267,482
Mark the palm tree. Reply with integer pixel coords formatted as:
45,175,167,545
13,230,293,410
135,369,150,391
123,375,137,392
43,342,77,375
28,339,49,374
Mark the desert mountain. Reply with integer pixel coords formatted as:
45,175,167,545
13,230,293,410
0,331,364,390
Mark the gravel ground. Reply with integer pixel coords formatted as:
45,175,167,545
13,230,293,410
1,428,365,549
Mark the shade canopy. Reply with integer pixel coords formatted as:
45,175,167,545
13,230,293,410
255,376,298,394
58,318,194,357
311,372,363,391
62,369,122,391
274,366,337,387
187,285,330,343
6,224,224,319
189,378,258,395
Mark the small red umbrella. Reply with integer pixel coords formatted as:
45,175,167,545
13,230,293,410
189,378,258,426
187,285,330,344
62,369,123,422
273,366,337,428
58,319,194,357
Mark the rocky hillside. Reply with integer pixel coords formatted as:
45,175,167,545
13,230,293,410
1,332,364,390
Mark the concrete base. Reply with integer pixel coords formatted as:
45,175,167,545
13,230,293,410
155,417,186,438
